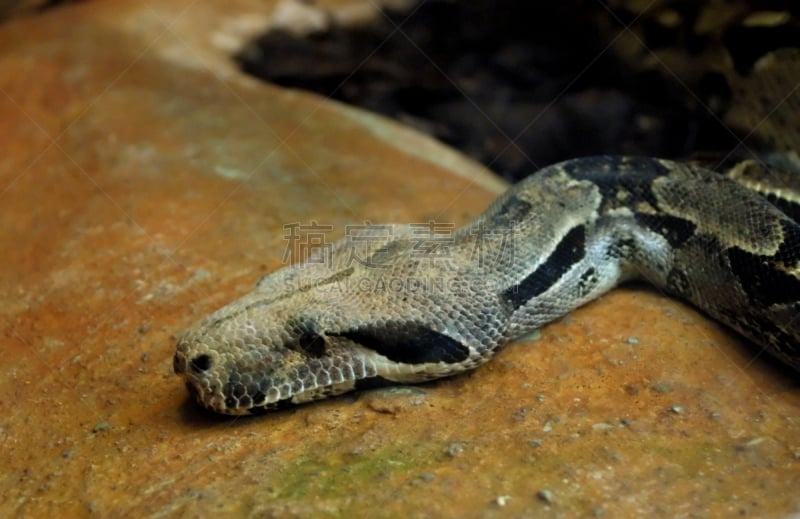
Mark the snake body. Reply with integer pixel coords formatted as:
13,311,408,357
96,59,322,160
174,156,800,415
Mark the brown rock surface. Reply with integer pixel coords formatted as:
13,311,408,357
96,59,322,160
1,1,798,518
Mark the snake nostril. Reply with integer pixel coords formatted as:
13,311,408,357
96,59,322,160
189,354,212,373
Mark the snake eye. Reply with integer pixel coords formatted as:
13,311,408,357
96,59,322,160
297,332,326,357
189,354,212,373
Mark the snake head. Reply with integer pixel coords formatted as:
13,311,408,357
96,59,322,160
173,291,388,414
173,272,481,414
174,230,486,414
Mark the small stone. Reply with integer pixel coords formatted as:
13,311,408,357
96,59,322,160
363,387,427,414
92,421,110,433
650,381,673,393
734,437,765,452
537,489,554,504
669,405,684,414
624,383,641,396
514,407,533,421
444,442,465,458
417,472,435,483
625,336,639,345
494,495,511,507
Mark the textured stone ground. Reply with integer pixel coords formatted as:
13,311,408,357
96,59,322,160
1,1,798,518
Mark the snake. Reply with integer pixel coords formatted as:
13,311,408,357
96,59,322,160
173,155,800,415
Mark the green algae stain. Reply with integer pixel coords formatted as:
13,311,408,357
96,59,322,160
251,444,441,504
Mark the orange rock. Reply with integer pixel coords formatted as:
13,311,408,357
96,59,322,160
0,1,797,517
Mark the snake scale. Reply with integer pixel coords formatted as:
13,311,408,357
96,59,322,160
173,156,800,415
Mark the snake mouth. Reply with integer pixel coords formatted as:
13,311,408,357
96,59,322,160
244,398,299,414
181,379,223,413
183,380,201,402
173,350,187,375
182,381,299,415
